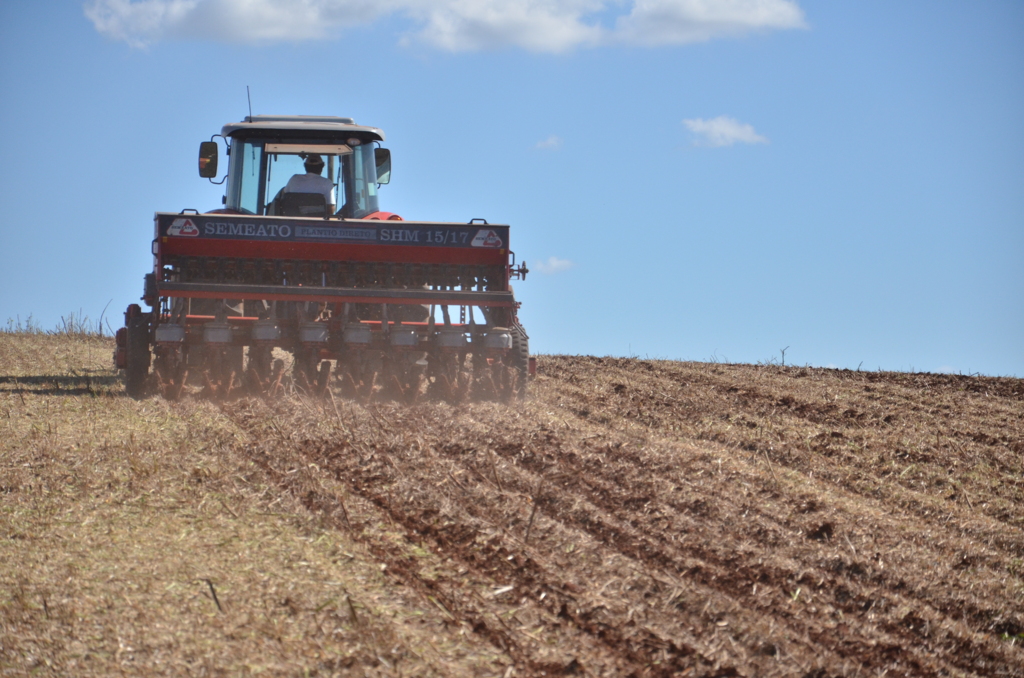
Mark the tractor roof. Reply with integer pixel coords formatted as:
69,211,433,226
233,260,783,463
221,115,385,141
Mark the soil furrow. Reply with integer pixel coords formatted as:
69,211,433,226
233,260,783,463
225,387,1022,676
8,336,1022,676
241,421,739,674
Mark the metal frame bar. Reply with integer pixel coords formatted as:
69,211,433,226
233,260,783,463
157,282,515,307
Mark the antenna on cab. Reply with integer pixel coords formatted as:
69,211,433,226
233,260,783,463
246,86,253,121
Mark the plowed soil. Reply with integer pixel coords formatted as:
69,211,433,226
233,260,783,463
2,335,1022,677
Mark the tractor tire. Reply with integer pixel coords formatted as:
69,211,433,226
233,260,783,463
509,324,529,398
125,315,151,399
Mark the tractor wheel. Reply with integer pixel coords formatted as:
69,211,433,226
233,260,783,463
125,315,151,398
509,324,529,398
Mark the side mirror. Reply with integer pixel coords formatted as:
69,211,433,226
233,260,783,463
199,141,218,178
374,148,391,185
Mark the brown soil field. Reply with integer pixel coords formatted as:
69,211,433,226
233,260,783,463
1,332,1022,677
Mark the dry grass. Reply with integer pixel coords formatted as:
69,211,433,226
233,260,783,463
2,335,1022,677
0,334,507,676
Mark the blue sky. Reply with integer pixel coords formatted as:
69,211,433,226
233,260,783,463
1,0,1022,376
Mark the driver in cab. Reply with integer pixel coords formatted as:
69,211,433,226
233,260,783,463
284,154,335,209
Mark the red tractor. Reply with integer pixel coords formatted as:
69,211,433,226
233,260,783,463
113,115,529,400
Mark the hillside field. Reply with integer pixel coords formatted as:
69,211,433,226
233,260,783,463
1,332,1022,677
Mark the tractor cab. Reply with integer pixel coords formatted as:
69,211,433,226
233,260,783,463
200,115,392,219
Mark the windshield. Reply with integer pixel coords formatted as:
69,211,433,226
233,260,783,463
225,138,380,218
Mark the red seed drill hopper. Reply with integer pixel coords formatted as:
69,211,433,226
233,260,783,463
113,115,530,400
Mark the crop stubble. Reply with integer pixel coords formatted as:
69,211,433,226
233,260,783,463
2,336,1022,676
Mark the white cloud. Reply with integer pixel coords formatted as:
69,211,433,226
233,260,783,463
85,0,199,47
84,0,385,46
682,115,768,147
615,0,806,46
404,0,604,53
533,256,574,274
535,135,563,149
84,0,806,51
